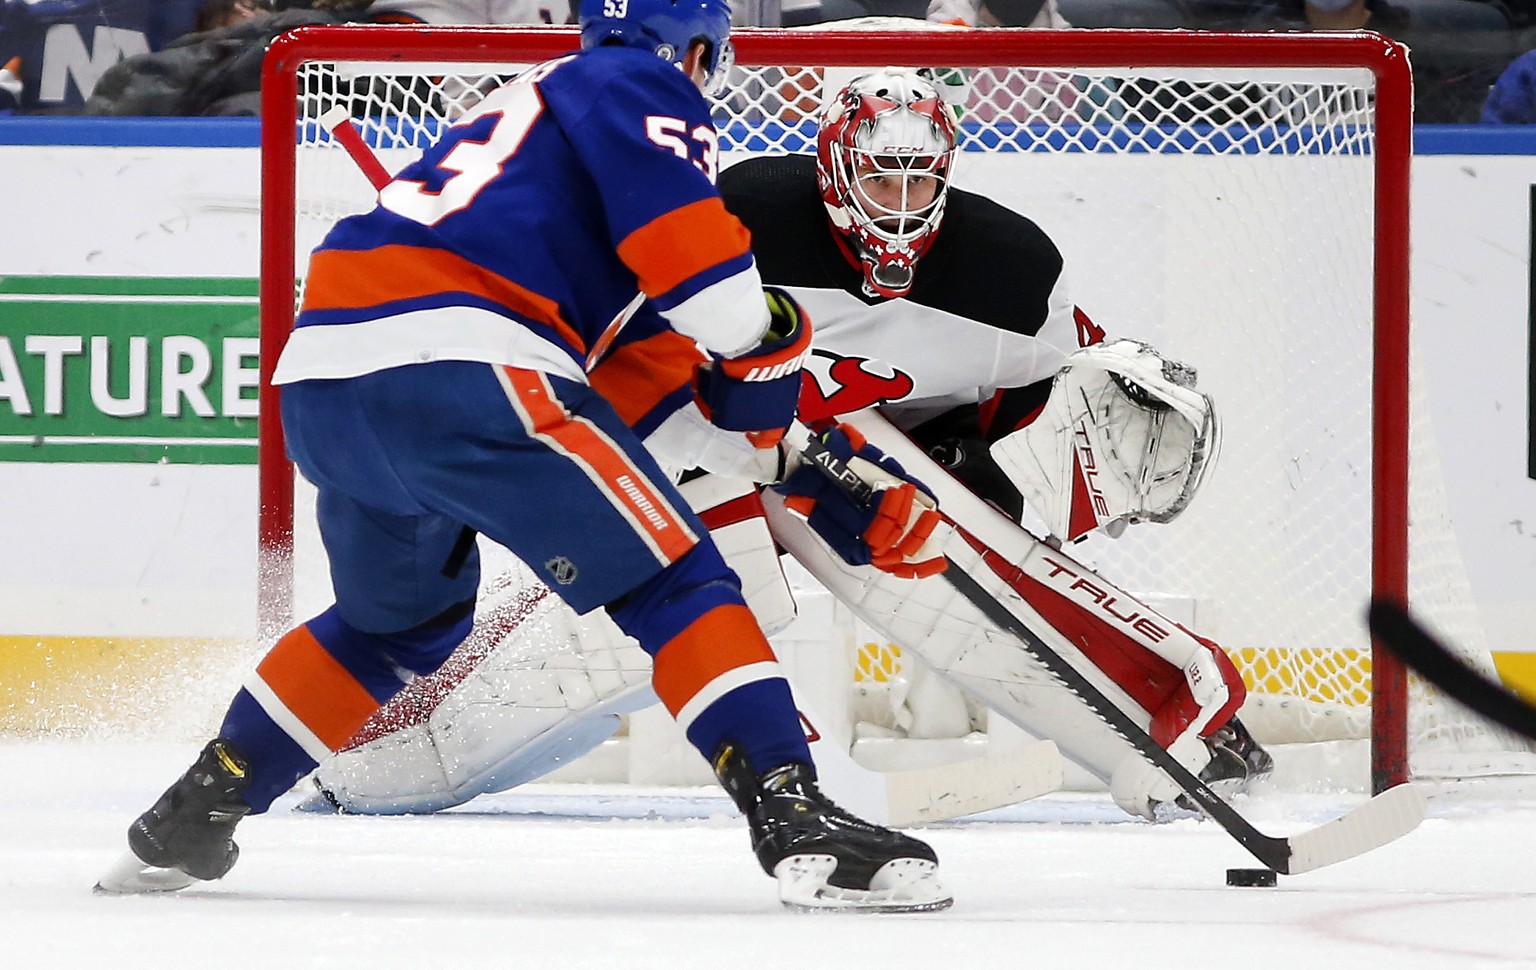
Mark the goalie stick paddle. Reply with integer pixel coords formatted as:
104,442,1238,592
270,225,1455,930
791,425,1427,875
884,741,1064,827
1368,599,1536,743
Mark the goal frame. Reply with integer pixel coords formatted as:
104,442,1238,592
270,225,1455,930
256,25,1415,791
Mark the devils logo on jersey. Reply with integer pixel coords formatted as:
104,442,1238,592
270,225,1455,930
798,350,916,423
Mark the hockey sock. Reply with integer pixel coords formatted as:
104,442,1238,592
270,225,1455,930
608,544,811,775
219,603,474,811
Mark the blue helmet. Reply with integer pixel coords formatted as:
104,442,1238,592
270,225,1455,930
579,0,735,96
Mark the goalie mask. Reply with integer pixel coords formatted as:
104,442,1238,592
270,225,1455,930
817,69,959,299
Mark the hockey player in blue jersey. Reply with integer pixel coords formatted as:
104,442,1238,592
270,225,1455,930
95,0,952,913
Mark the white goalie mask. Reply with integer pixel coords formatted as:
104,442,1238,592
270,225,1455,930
816,68,959,299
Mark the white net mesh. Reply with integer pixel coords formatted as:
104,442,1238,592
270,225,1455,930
275,30,1532,788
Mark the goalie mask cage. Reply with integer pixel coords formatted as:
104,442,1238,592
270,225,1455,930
257,25,1532,796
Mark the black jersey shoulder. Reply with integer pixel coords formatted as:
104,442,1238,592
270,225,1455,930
719,154,856,291
720,154,1065,339
908,187,1065,338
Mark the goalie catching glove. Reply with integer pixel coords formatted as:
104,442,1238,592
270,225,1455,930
773,423,948,579
991,338,1219,543
693,287,812,449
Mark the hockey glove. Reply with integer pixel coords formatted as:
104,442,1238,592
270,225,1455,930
694,287,812,449
772,423,948,579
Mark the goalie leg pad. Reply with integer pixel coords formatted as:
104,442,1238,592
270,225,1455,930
770,410,1256,820
307,575,654,814
307,477,799,815
679,473,798,636
766,489,1145,783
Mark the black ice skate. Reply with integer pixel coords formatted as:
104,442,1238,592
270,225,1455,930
713,743,952,913
95,739,252,894
1164,717,1276,816
1200,717,1276,791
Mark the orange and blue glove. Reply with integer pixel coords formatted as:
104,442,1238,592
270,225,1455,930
773,423,948,580
693,287,811,449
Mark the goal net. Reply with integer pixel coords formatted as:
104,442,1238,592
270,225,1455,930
258,24,1534,795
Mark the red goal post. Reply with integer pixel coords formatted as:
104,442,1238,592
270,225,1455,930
258,26,1430,792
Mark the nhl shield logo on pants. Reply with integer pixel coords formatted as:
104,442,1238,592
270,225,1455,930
545,556,578,585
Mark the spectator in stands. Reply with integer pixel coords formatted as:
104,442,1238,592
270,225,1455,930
927,0,1068,26
778,0,1062,27
365,0,575,24
195,0,269,31
1481,48,1536,122
77,0,570,117
80,1,368,117
0,0,204,113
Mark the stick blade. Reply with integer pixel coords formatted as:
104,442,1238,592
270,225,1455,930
885,740,1063,827
1283,782,1427,875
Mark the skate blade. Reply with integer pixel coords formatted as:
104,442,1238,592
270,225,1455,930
774,855,954,914
93,850,198,895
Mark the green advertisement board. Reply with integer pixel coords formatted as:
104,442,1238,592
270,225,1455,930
0,276,260,464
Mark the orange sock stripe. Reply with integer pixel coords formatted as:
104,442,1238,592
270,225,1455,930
501,367,698,564
255,626,382,752
651,604,778,716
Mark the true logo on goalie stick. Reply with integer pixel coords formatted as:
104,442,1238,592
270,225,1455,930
544,556,578,585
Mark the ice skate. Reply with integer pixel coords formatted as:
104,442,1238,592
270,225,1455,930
95,740,252,894
713,743,952,913
1162,717,1275,817
1201,717,1275,792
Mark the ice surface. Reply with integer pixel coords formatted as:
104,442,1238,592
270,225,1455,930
5,740,1535,969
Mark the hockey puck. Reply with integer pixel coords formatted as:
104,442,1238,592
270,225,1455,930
1225,867,1278,887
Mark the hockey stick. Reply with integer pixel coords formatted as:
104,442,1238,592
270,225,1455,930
877,741,1064,826
791,425,1427,875
318,105,392,191
1367,599,1536,743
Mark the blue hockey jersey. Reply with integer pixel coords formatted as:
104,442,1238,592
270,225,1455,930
276,46,770,396
0,0,201,111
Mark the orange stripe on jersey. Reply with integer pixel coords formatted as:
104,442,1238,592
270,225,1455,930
255,626,381,751
302,244,585,353
501,368,698,564
649,604,777,716
588,330,702,427
617,197,752,300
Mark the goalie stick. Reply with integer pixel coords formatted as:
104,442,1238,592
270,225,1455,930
791,424,1427,875
1367,599,1536,743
